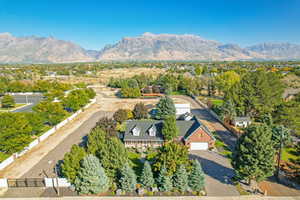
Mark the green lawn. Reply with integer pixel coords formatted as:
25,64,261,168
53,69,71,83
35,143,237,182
127,150,143,176
282,147,299,162
210,99,224,106
197,96,224,106
212,132,232,159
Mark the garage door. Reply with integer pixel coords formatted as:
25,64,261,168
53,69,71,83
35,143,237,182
190,142,208,150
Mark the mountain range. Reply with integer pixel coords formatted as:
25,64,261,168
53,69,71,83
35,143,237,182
0,32,299,63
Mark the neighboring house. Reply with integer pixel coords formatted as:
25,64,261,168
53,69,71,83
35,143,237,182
123,116,215,150
175,104,191,116
233,117,251,128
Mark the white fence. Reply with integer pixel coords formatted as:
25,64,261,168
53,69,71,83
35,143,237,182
0,178,8,188
0,156,14,171
7,92,43,95
44,178,71,187
0,98,96,171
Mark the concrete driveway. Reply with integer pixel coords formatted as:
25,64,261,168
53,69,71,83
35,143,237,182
190,151,239,196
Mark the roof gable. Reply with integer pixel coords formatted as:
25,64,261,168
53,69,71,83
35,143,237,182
124,117,215,142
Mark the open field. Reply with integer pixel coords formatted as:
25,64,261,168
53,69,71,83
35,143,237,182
93,86,190,112
43,67,165,85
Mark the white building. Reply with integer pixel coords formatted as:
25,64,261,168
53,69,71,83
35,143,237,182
233,117,251,128
175,104,191,116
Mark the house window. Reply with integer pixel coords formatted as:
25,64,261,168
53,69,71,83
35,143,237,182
148,125,156,136
132,126,140,136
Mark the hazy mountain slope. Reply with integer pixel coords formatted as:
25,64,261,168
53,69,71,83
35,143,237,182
246,43,300,60
0,33,95,63
98,32,262,61
0,32,299,63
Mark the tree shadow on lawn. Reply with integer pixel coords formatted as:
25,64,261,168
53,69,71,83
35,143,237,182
189,154,236,185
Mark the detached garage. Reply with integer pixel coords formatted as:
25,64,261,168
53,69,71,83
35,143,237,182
183,119,215,151
190,142,209,150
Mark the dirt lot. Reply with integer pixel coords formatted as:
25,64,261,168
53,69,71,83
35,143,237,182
94,86,190,112
44,67,165,85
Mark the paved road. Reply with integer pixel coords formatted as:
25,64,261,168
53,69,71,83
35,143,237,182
12,95,44,112
22,111,112,178
190,151,239,196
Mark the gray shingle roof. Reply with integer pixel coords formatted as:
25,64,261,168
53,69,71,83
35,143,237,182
123,116,214,142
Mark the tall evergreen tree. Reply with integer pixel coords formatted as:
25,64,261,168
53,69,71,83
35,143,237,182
139,161,155,189
173,164,188,192
188,160,205,191
226,71,284,118
157,166,173,192
74,155,109,194
119,162,137,192
162,115,179,141
156,96,176,120
232,123,276,184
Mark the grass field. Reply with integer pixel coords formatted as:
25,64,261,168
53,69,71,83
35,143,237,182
198,96,224,106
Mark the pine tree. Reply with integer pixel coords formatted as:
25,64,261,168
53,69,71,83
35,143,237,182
139,161,155,189
232,123,276,184
156,96,176,120
157,166,173,192
119,162,137,192
188,160,205,191
74,155,109,194
173,164,188,192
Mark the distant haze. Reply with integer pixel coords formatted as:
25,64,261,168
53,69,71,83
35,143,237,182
0,32,300,63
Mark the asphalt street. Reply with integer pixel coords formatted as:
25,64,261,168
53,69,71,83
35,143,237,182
12,94,44,112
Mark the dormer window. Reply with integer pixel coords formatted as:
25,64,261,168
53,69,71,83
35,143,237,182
148,125,156,136
132,126,140,136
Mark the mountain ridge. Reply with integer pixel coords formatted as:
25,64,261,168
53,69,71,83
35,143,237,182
0,32,299,63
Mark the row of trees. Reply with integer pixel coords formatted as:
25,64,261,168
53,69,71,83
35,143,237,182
0,79,72,94
0,88,96,160
109,73,203,98
74,154,204,194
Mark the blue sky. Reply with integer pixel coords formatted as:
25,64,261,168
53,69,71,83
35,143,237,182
0,0,299,50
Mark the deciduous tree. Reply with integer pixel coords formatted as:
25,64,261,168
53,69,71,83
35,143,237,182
61,145,86,183
113,109,129,123
133,102,148,119
153,142,190,176
1,94,15,108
